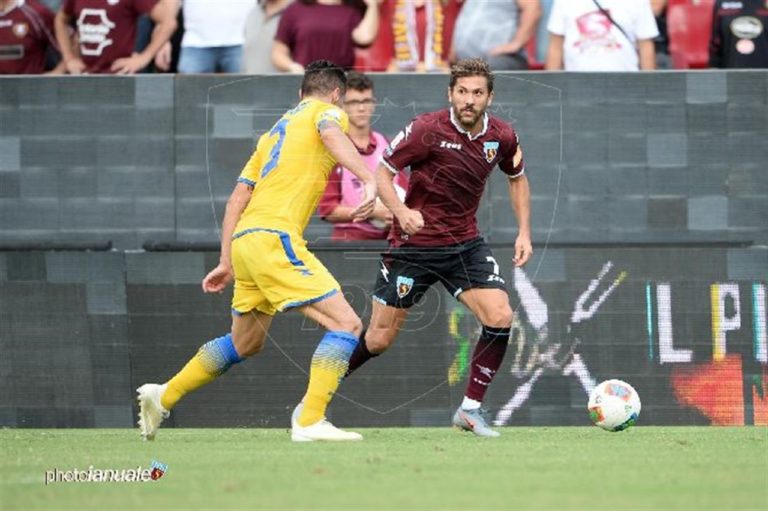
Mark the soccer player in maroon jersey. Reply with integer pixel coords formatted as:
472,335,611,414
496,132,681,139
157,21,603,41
343,58,533,437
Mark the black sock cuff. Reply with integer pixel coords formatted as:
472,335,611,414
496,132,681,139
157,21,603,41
480,325,511,342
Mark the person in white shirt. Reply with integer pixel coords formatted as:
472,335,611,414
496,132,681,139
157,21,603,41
178,0,254,73
545,0,658,71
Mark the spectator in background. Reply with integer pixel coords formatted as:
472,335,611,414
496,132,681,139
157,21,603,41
272,0,379,72
389,0,447,72
318,72,408,240
54,0,177,74
452,0,540,70
533,0,554,65
176,0,252,73
242,0,292,74
709,0,768,68
651,0,670,69
545,0,658,71
0,0,63,74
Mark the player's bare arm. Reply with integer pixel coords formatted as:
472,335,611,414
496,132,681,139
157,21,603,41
509,174,532,267
320,122,377,221
375,162,423,235
202,181,253,293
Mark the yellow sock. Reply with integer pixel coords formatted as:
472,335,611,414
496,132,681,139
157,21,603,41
298,331,358,427
160,334,243,410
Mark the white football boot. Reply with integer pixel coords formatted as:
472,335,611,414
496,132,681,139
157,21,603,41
291,418,363,442
137,383,170,441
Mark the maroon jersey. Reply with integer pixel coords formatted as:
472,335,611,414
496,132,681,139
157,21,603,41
0,0,57,74
62,0,157,74
382,109,524,247
275,3,363,69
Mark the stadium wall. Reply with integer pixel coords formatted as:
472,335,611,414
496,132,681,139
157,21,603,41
0,72,766,428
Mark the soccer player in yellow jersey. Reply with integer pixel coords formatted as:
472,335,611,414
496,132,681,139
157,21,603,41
136,61,376,442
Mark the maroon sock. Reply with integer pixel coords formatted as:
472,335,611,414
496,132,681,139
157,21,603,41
344,329,378,377
465,326,510,402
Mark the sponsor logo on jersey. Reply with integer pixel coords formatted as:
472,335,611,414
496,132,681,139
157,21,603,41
483,141,500,163
439,140,462,150
77,9,116,56
396,276,414,298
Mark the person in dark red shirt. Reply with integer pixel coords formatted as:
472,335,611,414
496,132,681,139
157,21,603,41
272,0,379,72
709,0,768,68
341,58,533,437
0,0,62,74
53,0,177,74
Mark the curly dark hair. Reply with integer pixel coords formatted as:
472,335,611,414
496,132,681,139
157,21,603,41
449,58,494,93
301,60,348,97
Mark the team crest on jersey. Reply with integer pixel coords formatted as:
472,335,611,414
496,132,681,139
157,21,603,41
483,141,500,163
396,276,414,298
13,23,28,38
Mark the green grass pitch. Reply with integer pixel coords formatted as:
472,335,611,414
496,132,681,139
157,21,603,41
1,427,766,510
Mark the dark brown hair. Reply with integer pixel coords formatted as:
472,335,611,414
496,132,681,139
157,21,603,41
301,60,347,96
449,58,494,93
346,71,374,92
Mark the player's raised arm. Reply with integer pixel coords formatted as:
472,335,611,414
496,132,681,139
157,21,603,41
320,123,376,222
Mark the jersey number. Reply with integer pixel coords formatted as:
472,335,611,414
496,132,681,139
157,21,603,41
261,118,289,178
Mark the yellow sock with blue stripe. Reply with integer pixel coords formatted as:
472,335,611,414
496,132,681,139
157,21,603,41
298,331,358,427
160,333,243,410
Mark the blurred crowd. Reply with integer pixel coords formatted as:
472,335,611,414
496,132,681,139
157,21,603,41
1,0,766,75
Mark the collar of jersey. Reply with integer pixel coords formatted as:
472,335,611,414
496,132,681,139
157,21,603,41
0,0,23,16
449,108,488,141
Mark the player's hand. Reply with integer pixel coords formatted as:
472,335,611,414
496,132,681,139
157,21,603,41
371,200,394,227
111,53,150,75
64,58,87,75
397,208,424,235
202,263,233,293
513,234,532,267
351,181,377,222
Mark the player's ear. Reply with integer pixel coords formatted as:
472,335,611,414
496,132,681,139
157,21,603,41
446,86,452,103
487,90,494,107
298,88,303,100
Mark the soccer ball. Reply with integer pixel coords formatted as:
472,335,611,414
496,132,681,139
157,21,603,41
587,379,641,432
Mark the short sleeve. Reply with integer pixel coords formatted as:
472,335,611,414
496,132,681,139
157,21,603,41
498,127,525,178
634,0,660,40
134,0,159,16
238,134,266,186
275,5,297,46
546,0,566,36
62,0,76,16
314,105,349,134
381,118,430,175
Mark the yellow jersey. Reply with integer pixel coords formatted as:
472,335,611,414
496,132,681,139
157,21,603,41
234,98,349,237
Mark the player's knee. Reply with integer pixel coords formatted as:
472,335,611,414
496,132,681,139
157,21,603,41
485,305,513,328
335,315,363,337
364,329,395,353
